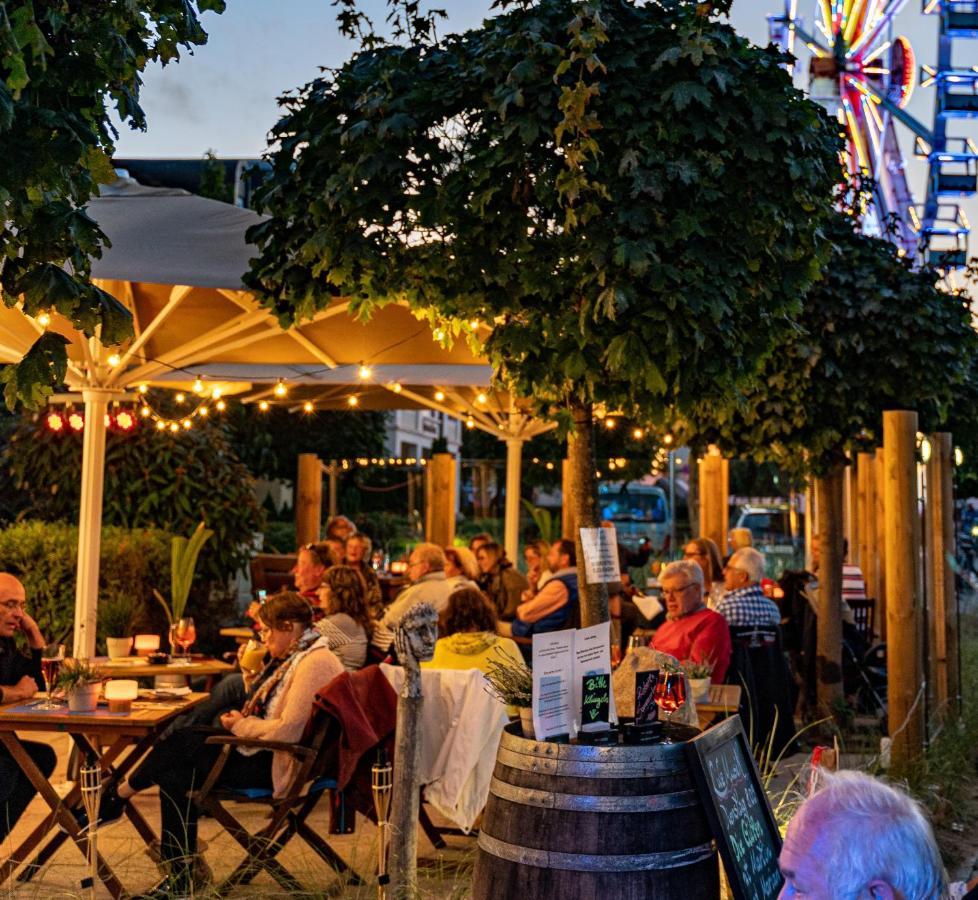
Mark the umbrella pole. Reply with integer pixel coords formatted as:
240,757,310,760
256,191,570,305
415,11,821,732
73,388,118,658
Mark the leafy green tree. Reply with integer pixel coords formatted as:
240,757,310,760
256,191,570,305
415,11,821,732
246,0,841,624
0,0,225,408
198,149,233,203
677,212,978,715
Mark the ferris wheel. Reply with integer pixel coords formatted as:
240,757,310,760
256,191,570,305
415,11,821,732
768,0,978,268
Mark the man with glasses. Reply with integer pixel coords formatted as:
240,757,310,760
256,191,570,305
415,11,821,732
650,560,731,682
716,548,781,628
370,543,462,656
0,573,57,843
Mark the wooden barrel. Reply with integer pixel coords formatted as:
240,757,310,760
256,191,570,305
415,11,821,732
472,724,719,899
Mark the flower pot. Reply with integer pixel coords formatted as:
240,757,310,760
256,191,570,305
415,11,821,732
67,684,100,713
689,677,711,703
106,637,133,659
519,707,535,740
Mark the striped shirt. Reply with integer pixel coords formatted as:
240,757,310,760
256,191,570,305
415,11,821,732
315,612,368,671
842,564,867,602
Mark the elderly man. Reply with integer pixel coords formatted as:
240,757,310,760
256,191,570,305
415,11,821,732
716,547,781,628
651,560,730,682
371,543,461,655
779,770,949,899
0,574,57,843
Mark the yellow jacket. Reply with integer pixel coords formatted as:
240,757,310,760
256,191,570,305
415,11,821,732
423,632,525,675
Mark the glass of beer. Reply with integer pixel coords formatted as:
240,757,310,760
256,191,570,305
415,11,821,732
239,639,266,677
38,644,65,708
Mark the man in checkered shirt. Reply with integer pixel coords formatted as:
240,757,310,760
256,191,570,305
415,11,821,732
716,547,781,628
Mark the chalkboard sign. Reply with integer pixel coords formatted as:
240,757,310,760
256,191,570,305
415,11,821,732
581,674,610,727
684,715,783,900
634,669,659,726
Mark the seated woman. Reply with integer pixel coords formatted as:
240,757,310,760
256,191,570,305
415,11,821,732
683,536,725,608
98,593,343,898
522,539,552,596
443,546,480,590
315,564,371,671
423,586,524,675
474,541,528,621
344,533,383,617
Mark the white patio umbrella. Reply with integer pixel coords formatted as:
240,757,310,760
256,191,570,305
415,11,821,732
0,177,548,654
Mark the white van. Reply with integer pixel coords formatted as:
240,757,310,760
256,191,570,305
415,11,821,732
598,479,671,551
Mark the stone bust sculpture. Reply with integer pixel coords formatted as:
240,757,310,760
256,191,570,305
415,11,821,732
393,601,438,698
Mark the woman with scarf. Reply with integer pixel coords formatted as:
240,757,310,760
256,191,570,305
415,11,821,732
98,592,343,898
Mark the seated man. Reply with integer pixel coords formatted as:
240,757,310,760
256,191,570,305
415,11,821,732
716,547,781,628
0,574,56,844
651,560,730,682
511,539,579,639
779,769,948,899
371,543,459,655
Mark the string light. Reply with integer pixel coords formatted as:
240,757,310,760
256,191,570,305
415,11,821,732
358,364,372,380
37,312,51,327
175,393,185,404
663,433,674,445
605,418,617,429
466,417,475,429
258,400,270,412
433,328,445,341
216,399,226,411
46,412,64,432
138,384,148,394
632,428,644,439
116,412,134,431
211,387,223,399
140,406,151,418
955,447,965,466
198,406,209,417
156,420,166,431
348,396,359,407
107,353,121,367
303,401,314,413
193,378,204,395
181,419,192,430
169,422,179,433
434,390,445,402
392,383,403,394
69,413,84,431
274,380,287,398
476,393,487,404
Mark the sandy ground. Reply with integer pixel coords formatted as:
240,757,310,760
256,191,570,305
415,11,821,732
0,733,475,899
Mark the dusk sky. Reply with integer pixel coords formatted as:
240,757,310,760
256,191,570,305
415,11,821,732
114,1,974,277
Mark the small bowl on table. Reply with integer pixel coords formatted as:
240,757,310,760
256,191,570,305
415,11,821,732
147,651,171,665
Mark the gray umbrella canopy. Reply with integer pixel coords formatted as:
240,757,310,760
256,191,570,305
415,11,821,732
0,177,546,654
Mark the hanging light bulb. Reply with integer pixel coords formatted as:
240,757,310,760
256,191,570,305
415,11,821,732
37,312,51,327
358,364,372,380
156,420,166,431
663,433,674,445
476,392,487,405
433,328,445,341
632,427,644,439
545,461,555,471
919,436,932,464
46,412,64,432
392,383,403,394
107,353,121,367
198,406,209,417
216,399,226,411
303,401,314,413
138,384,148,394
193,378,204,395
434,390,445,402
175,393,185,404
605,418,616,430
348,395,359,407
258,400,270,412
466,417,475,429
169,422,179,433
955,447,965,467
140,406,151,418
181,419,192,430
469,319,480,330
211,386,223,399
274,380,287,398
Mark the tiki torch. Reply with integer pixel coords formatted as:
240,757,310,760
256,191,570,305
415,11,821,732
79,753,102,899
372,747,393,900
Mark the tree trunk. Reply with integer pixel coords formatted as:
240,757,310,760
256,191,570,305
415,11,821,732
687,454,700,538
568,400,608,628
815,465,845,719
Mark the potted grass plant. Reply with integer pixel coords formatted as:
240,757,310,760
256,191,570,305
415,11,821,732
55,659,104,713
484,651,534,737
99,591,140,659
680,659,714,703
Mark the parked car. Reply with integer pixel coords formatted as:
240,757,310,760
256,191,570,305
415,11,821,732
734,504,803,576
598,480,671,551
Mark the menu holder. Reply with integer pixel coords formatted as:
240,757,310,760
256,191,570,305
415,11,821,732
623,668,662,745
577,674,616,745
684,715,783,900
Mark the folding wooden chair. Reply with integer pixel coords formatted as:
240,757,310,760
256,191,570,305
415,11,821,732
190,711,363,895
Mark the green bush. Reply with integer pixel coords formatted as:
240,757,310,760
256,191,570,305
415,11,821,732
0,521,170,649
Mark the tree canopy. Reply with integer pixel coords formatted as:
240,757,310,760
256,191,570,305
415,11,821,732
246,0,841,427
676,212,978,477
0,0,225,408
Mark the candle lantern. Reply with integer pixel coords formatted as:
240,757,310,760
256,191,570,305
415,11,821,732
104,679,138,714
133,634,160,657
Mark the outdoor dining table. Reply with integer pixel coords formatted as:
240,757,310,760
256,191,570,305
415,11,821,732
219,625,255,644
695,682,742,730
0,692,208,898
97,656,235,690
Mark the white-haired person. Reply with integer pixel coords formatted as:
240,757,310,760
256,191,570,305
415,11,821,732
716,546,781,628
779,769,953,899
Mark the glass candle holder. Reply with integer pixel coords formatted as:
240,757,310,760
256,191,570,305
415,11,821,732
104,679,138,713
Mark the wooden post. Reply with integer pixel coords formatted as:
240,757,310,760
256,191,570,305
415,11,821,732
815,467,845,717
326,463,339,520
925,433,956,719
844,461,858,566
883,411,924,770
296,453,323,547
561,458,577,540
698,448,729,554
856,452,878,605
424,453,457,547
804,479,815,572
875,447,887,641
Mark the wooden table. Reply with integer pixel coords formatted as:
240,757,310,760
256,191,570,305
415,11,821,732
96,656,234,690
0,693,208,898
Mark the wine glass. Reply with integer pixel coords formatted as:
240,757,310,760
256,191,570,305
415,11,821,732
173,617,196,657
655,671,688,723
38,644,65,709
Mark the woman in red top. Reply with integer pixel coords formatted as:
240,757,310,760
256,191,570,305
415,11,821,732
651,559,731,682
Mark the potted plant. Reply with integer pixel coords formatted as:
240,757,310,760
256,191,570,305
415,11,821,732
484,652,534,738
98,590,140,659
55,659,104,713
152,522,213,627
680,659,714,703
